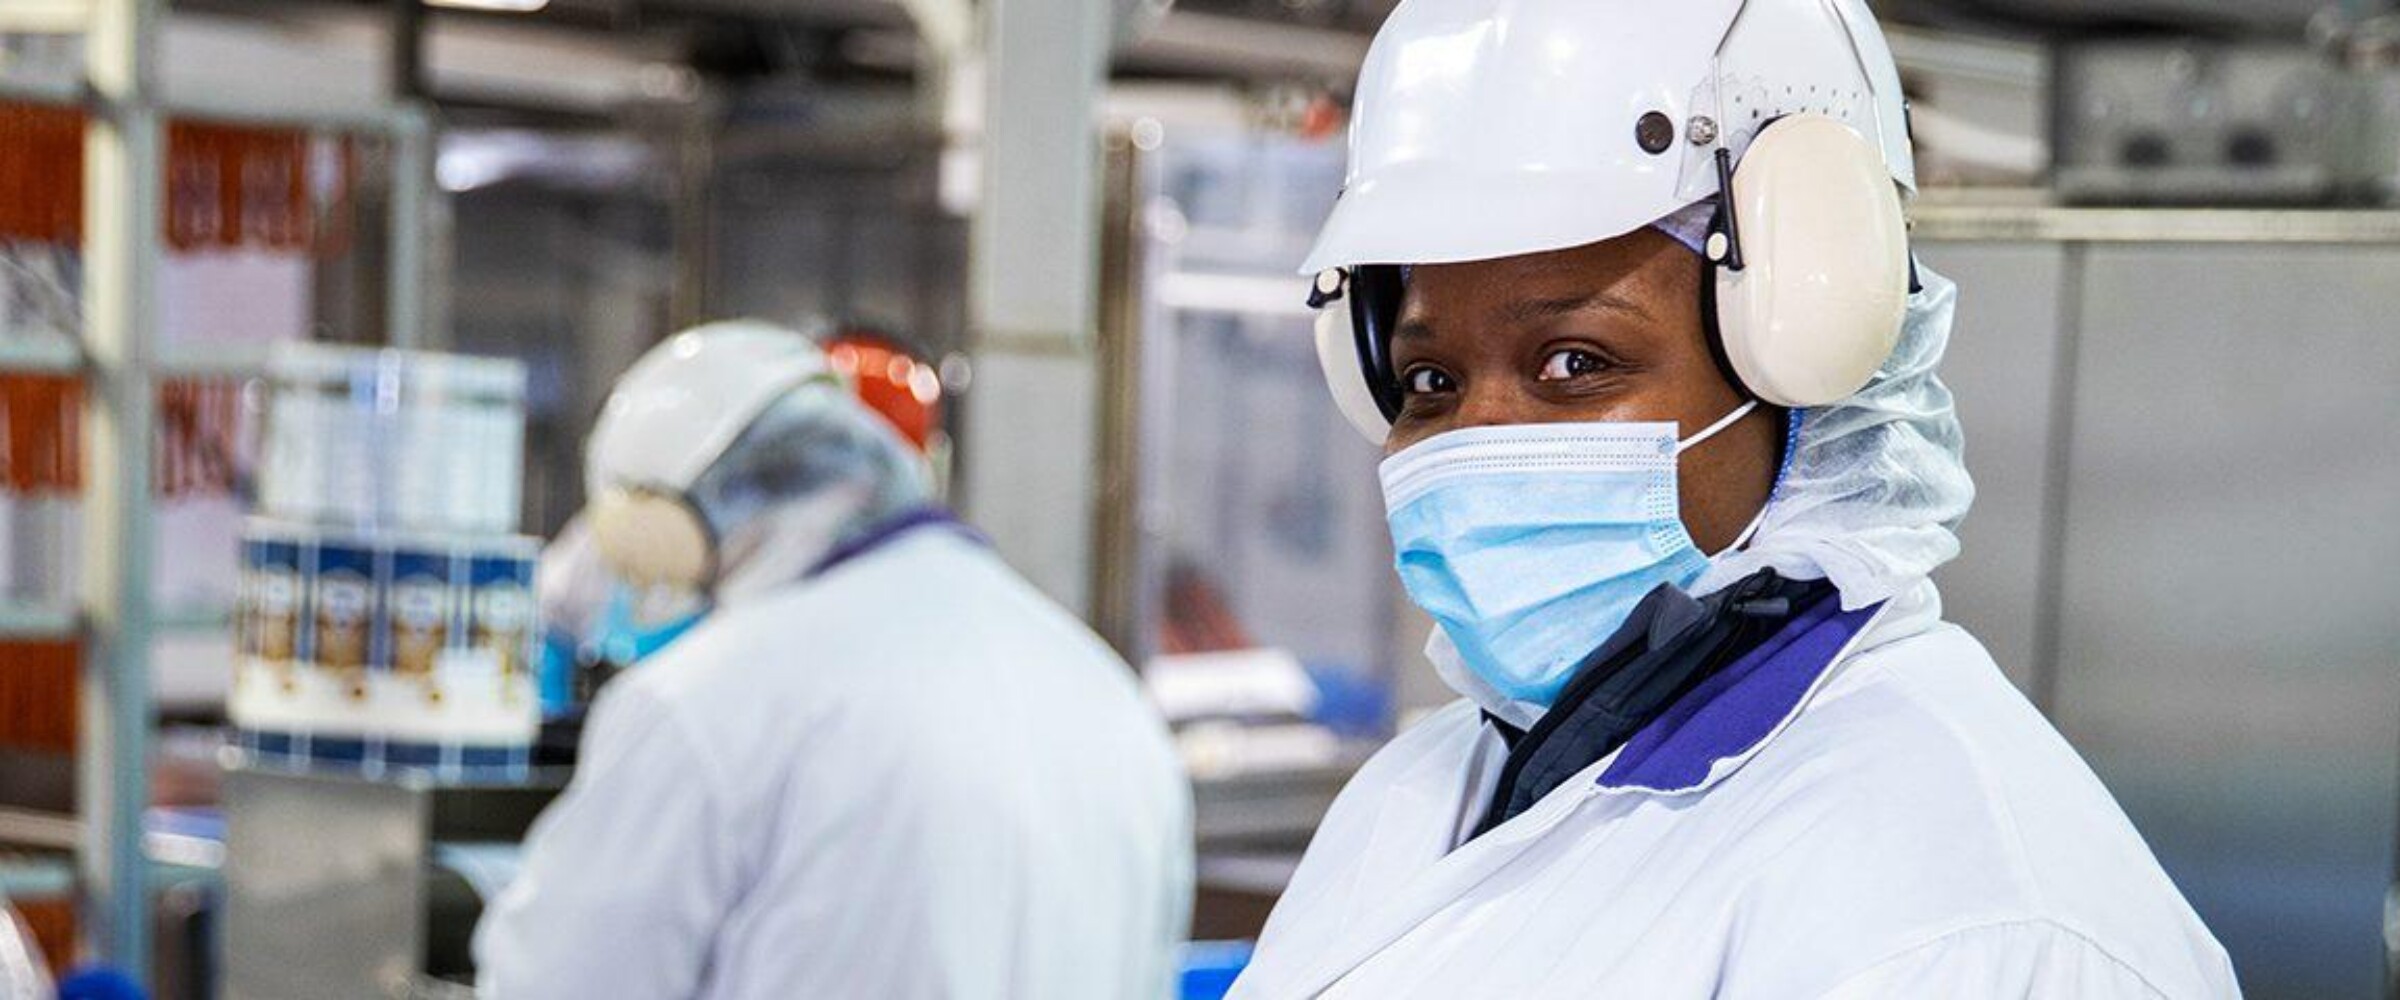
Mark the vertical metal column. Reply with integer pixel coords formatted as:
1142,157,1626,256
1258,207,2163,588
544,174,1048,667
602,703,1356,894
958,0,1113,613
387,104,434,350
78,0,164,980
1089,131,1147,658
2027,242,2087,717
667,102,719,332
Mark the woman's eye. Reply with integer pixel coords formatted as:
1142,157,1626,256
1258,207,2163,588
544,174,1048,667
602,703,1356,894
1403,367,1455,396
1538,348,1606,382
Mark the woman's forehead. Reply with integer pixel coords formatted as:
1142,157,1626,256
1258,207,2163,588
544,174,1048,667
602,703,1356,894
1400,232,1694,324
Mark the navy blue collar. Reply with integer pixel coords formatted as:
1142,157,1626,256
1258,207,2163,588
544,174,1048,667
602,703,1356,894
1595,596,1882,795
806,505,984,580
1473,572,1838,837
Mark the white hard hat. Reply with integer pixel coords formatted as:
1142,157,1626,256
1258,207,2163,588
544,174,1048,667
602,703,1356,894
586,320,837,497
1301,0,1914,276
584,320,839,589
1308,0,1919,443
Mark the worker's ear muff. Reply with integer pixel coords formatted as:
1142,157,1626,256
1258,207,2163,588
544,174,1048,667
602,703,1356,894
1312,112,1912,443
1701,113,1911,408
588,487,717,593
1311,267,1400,446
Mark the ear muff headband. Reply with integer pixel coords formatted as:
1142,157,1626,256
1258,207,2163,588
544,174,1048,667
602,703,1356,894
1348,264,1408,423
1695,242,1750,399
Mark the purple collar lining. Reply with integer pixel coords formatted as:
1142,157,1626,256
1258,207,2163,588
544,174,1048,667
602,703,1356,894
1596,597,1883,793
806,505,984,580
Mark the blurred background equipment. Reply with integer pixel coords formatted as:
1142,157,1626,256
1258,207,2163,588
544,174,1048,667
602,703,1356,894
220,344,556,997
820,325,955,496
227,344,541,779
1910,209,2400,1000
1091,110,1396,946
822,327,945,453
2052,42,2348,205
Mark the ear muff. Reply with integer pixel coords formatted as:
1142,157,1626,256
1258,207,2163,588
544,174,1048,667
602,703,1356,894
1315,298,1393,446
1310,264,1408,445
1705,113,1911,407
588,487,717,592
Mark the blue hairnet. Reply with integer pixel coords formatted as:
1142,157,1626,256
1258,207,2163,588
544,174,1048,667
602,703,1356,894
1692,263,1976,609
685,384,933,600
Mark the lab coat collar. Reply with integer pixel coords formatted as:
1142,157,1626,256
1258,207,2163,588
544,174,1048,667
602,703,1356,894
1284,719,1636,997
806,505,983,580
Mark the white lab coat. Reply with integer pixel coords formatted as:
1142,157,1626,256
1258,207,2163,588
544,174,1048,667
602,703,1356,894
1230,583,2237,999
476,530,1194,1000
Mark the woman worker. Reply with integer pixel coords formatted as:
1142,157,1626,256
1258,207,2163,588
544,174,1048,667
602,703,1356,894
1229,0,2237,996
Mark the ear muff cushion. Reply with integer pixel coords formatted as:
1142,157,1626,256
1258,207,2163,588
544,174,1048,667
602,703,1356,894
589,489,716,591
1713,114,1911,407
1316,303,1393,445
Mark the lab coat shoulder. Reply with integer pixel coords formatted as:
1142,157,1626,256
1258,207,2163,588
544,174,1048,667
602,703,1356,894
475,647,752,1000
624,530,1152,746
1718,623,2238,998
1242,699,1489,982
1817,920,2182,1000
628,530,1188,869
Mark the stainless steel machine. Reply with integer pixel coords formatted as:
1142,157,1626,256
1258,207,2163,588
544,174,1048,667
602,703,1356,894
221,761,563,999
1914,204,2400,1000
2053,42,2349,204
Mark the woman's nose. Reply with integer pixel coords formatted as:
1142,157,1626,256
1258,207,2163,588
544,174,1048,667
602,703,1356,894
1452,381,1533,431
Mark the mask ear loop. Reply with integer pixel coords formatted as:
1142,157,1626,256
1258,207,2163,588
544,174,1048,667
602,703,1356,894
1676,399,1768,557
1721,504,1771,555
1675,399,1759,453
1719,406,1806,556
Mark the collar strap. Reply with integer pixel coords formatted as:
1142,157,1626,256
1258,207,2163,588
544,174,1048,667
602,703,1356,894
806,505,984,580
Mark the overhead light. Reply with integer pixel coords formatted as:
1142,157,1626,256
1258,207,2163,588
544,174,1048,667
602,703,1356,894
426,0,550,12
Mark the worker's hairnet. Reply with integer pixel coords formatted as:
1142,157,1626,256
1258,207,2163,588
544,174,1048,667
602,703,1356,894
1650,199,1717,255
1690,261,1975,609
684,382,933,602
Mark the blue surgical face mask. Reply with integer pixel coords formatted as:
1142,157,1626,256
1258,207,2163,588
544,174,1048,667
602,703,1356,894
593,585,706,668
1379,403,1759,707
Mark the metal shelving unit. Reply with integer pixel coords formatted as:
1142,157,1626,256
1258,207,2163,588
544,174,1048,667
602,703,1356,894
0,1,434,983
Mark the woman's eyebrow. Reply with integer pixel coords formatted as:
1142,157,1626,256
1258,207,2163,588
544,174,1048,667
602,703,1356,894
1394,289,1650,342
1503,291,1652,324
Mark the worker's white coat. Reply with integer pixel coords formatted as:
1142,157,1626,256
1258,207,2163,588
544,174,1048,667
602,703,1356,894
476,530,1194,999
1230,583,2237,999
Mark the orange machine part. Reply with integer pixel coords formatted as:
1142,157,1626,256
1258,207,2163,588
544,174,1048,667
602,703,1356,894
823,331,944,452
